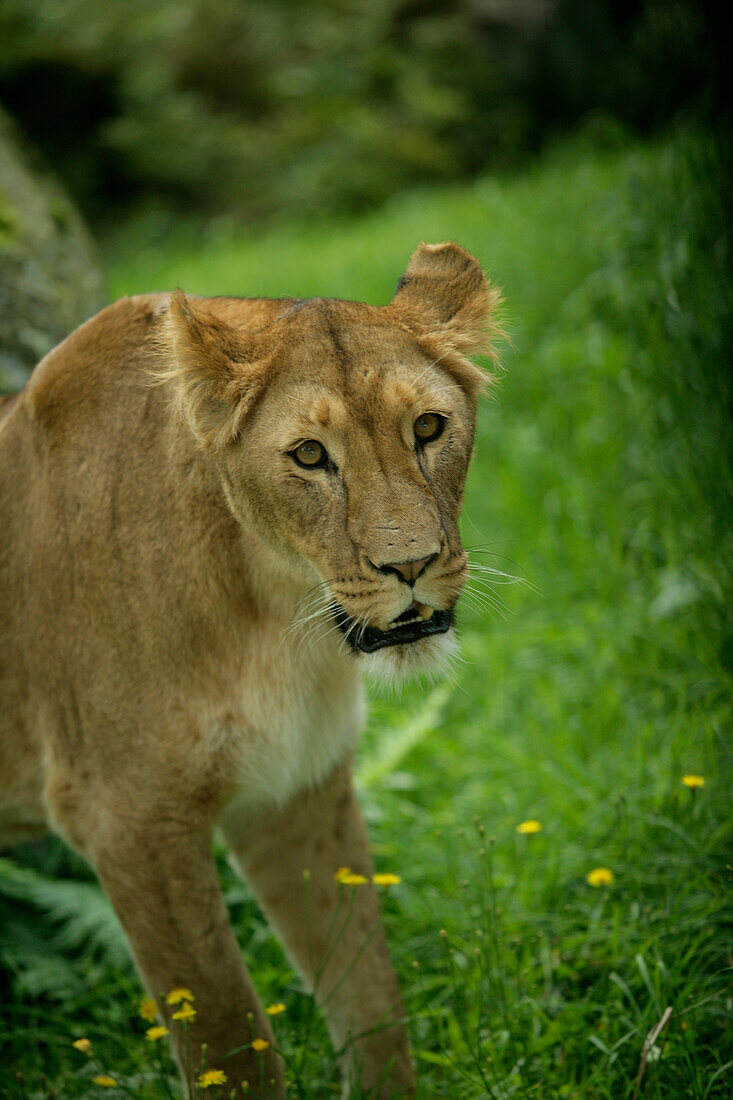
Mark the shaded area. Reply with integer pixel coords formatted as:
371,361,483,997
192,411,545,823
0,1,727,227
0,106,104,391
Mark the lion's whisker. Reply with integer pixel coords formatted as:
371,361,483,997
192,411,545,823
461,584,507,621
464,580,506,616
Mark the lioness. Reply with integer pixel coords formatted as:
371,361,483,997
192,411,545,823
0,242,499,1097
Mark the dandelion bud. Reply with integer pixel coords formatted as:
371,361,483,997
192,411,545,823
439,929,447,938
302,868,311,882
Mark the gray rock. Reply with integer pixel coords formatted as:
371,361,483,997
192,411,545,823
0,106,105,393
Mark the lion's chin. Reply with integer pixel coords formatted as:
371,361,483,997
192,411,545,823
359,629,460,689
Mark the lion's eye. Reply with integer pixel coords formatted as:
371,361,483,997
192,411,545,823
292,440,328,468
414,412,445,444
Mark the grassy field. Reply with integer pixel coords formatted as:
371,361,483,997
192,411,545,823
1,123,731,1099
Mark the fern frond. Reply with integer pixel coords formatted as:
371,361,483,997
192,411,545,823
0,857,129,967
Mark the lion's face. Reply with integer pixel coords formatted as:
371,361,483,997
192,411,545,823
159,242,500,677
226,306,473,675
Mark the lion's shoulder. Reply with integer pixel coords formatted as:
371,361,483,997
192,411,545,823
24,294,168,429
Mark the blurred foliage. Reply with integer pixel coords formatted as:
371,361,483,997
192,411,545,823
0,0,725,227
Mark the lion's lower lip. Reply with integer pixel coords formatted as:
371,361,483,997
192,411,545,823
333,605,453,653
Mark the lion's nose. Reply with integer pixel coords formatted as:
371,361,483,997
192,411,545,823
370,555,436,584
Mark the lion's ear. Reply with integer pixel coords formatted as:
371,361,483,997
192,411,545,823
390,242,501,396
154,290,268,449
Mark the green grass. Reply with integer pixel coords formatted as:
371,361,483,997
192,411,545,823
2,122,731,1099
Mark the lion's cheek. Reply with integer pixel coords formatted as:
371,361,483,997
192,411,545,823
421,447,471,549
268,480,349,574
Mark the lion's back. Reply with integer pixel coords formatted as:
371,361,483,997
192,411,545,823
0,296,169,737
21,294,167,434
0,296,171,821
0,292,169,616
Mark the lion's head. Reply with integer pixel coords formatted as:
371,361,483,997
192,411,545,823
158,242,500,680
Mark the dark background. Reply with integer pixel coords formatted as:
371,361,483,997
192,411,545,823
0,0,729,229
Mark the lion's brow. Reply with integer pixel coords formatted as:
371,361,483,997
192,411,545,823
323,306,350,368
282,391,347,430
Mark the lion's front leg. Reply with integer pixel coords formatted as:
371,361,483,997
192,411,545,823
47,782,284,1099
222,758,416,1098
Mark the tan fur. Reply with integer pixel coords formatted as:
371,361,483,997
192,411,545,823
0,242,499,1097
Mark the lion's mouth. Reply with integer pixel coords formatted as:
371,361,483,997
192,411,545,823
333,601,453,653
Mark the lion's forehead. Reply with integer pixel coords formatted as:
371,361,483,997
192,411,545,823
275,299,422,372
267,336,449,433
282,375,419,429
252,302,465,449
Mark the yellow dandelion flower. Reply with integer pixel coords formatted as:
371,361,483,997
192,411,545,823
682,775,705,789
198,1069,227,1088
334,866,368,885
265,1003,286,1015
139,996,158,1021
372,873,401,887
72,1038,92,1053
586,867,615,887
172,1003,196,1022
92,1076,117,1087
251,1038,269,1052
516,819,542,834
166,987,194,1005
146,1025,169,1041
